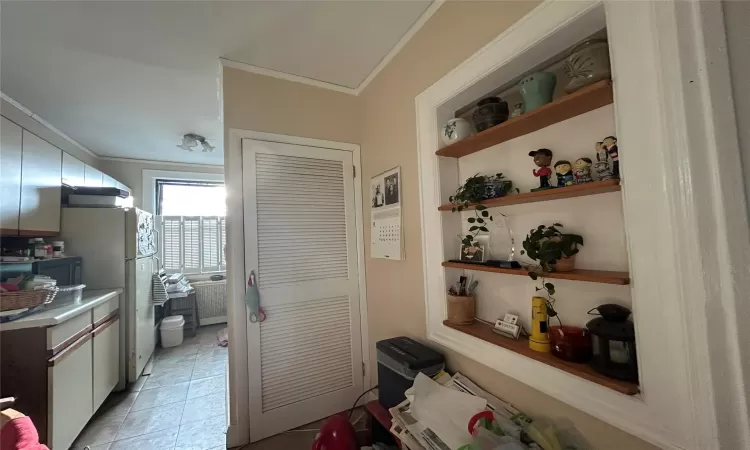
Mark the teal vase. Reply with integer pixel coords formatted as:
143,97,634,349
520,72,557,112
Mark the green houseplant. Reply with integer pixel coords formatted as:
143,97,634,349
520,223,583,319
449,173,517,248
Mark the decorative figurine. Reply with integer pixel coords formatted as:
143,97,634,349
602,135,620,178
554,160,575,187
594,141,615,180
574,158,593,184
510,103,524,119
529,148,554,191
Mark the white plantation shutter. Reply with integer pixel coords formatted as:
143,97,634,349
183,217,201,273
202,217,220,271
219,217,227,269
158,216,226,274
162,217,182,272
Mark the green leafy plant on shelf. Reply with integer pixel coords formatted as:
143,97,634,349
520,223,584,320
449,173,518,247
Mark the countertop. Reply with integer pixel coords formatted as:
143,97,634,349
0,288,123,331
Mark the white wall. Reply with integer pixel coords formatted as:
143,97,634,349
98,159,223,212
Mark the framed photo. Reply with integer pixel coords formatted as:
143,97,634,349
384,171,399,206
460,243,486,263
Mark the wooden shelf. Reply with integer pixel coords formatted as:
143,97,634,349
436,80,614,158
438,180,620,211
443,320,640,395
442,261,630,285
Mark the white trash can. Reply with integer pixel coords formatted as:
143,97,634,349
160,315,185,348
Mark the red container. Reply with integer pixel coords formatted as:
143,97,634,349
550,326,593,363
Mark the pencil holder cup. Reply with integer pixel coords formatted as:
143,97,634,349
447,294,476,325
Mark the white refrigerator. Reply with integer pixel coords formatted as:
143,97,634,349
61,207,157,388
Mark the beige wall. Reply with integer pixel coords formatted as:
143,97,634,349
357,1,656,449
223,68,359,145
222,2,657,447
98,159,223,211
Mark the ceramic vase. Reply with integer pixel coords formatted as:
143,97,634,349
520,72,557,112
441,118,472,145
564,39,611,94
472,97,509,132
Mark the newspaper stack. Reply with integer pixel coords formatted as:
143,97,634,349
388,372,527,450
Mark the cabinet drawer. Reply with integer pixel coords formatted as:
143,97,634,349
47,311,92,354
48,333,93,450
93,295,119,326
93,317,120,411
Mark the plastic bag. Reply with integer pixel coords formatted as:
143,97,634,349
458,411,528,450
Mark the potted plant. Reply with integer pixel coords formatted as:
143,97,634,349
521,223,588,361
520,223,583,273
450,173,517,250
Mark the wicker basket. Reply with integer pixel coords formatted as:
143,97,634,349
0,287,58,312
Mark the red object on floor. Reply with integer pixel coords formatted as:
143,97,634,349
311,414,358,450
0,415,49,450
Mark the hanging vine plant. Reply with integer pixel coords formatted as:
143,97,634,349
449,173,518,248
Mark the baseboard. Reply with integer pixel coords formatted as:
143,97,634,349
200,316,228,326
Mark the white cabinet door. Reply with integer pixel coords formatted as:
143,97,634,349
102,174,117,189
48,335,94,450
84,165,103,187
20,131,62,233
0,117,23,231
62,152,85,187
93,317,120,411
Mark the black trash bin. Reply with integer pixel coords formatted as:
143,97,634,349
376,337,445,408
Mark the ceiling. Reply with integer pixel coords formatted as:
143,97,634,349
0,1,433,165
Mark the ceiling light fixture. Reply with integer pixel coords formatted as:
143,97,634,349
178,133,214,153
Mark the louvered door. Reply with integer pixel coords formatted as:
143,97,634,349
242,139,363,441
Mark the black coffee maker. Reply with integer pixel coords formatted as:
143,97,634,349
586,304,638,382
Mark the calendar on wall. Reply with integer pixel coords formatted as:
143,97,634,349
371,166,403,260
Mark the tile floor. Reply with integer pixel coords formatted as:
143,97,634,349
72,324,229,450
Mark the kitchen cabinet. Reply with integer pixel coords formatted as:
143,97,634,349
62,152,86,187
0,293,121,450
102,174,117,189
84,165,103,187
116,181,132,196
48,334,94,450
19,130,62,234
92,317,120,410
0,117,23,233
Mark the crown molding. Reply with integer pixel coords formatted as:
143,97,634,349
1,91,99,158
98,155,223,169
220,0,444,97
220,58,358,95
354,0,443,95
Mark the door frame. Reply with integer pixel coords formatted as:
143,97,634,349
225,129,370,447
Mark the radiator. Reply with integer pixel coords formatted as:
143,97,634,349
193,280,227,325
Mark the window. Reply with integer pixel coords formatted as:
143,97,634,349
156,180,227,274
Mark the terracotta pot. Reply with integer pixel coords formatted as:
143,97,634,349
550,325,593,362
446,295,475,325
553,255,576,272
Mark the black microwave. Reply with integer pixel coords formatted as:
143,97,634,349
0,257,82,286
